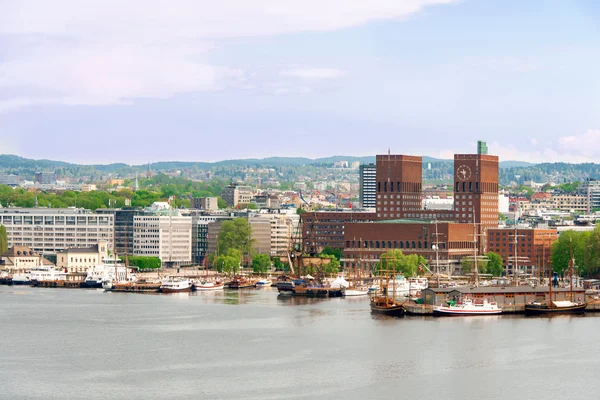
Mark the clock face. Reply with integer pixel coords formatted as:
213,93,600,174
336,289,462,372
456,165,472,181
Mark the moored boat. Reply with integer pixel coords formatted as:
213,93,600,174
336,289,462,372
344,288,369,297
370,296,406,316
276,275,294,294
524,300,587,315
228,275,255,289
11,273,31,285
160,277,191,293
433,298,502,316
255,277,272,287
194,280,225,291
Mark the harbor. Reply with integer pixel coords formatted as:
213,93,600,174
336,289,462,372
3,284,600,400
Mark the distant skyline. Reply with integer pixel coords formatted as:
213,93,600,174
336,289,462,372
1,1,599,164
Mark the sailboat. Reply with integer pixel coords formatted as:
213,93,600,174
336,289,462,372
344,242,368,297
369,266,405,316
194,258,224,291
524,239,587,315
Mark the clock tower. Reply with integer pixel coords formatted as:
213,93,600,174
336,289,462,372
453,142,499,235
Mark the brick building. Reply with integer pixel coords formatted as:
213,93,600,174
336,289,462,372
302,141,499,271
486,228,557,276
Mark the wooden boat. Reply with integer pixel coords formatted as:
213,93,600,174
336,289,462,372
370,296,405,316
369,266,405,316
525,240,587,315
228,275,255,289
524,300,586,315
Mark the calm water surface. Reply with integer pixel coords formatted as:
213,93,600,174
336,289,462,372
1,286,599,399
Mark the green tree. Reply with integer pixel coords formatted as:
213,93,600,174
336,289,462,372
252,253,271,273
321,246,343,261
375,250,427,277
551,231,589,275
214,254,239,274
485,252,504,276
125,256,161,269
216,196,228,209
273,257,286,271
0,224,7,255
461,256,489,275
217,218,254,256
584,225,600,277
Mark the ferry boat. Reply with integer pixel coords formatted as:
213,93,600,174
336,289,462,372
194,280,224,291
433,298,502,316
160,278,191,293
386,275,410,296
30,266,68,285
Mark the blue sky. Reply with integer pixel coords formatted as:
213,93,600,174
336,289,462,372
0,0,599,164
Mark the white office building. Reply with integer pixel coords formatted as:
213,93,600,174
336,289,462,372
133,207,192,267
0,208,114,254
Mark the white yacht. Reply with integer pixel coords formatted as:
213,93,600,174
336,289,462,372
255,277,273,287
160,277,191,293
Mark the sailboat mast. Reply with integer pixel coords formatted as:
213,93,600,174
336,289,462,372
569,238,574,302
472,213,479,287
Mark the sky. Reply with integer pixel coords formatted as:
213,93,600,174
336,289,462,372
0,0,599,165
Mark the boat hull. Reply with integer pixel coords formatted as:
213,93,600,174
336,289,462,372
370,304,405,317
160,287,191,293
433,308,502,316
195,285,224,291
524,303,587,315
80,281,103,289
344,289,369,296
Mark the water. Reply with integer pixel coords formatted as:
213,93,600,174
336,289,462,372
1,286,599,399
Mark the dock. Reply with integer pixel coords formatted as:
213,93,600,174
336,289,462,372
112,283,161,293
33,280,82,289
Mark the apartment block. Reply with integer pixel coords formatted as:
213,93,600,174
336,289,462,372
359,163,376,208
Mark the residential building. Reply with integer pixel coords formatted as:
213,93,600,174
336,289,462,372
0,208,114,255
56,241,109,273
221,184,253,207
81,184,97,192
359,163,376,208
0,173,19,187
133,206,192,267
192,197,219,211
34,172,60,184
581,179,600,212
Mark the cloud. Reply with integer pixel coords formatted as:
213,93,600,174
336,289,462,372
438,130,600,164
279,67,346,79
0,0,457,110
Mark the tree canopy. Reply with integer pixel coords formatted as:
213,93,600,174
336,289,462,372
217,218,254,257
0,224,7,255
374,249,427,277
551,230,589,275
252,253,271,273
485,252,504,277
